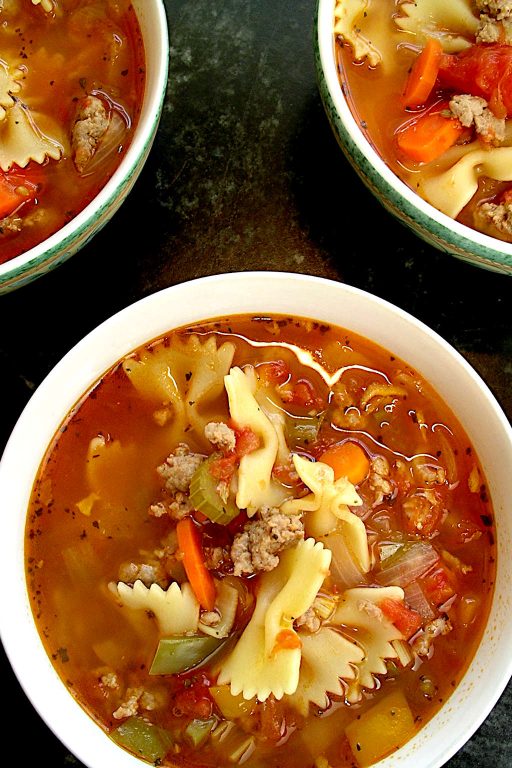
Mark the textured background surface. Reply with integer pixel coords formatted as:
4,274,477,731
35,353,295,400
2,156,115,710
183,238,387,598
1,1,511,766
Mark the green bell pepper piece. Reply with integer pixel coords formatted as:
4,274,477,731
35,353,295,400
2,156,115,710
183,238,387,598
149,635,225,675
111,716,173,762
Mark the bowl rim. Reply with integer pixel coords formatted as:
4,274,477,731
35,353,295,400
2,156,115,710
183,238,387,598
1,271,511,768
0,0,170,290
315,0,512,273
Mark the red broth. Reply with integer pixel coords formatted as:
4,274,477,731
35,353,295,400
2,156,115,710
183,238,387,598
26,314,496,768
0,0,145,264
334,0,512,242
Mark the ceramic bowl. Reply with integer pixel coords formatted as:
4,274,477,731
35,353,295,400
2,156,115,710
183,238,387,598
1,272,511,768
315,0,512,275
0,0,169,295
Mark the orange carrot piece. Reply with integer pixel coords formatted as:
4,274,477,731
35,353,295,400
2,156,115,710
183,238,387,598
0,177,23,219
396,110,464,163
319,441,370,485
403,38,443,108
176,517,216,611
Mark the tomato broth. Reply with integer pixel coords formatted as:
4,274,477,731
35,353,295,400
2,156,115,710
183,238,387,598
26,314,496,768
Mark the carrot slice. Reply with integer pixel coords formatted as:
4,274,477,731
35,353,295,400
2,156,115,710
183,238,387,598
318,441,370,485
403,38,443,108
0,176,24,219
176,517,217,611
396,108,464,163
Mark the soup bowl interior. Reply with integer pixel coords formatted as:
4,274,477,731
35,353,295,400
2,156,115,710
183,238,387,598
315,0,512,275
1,271,511,768
0,0,169,295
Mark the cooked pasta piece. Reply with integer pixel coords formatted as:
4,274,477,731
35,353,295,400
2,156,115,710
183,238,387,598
282,454,369,571
334,0,389,67
32,0,54,11
333,586,405,702
82,434,154,516
225,366,286,514
288,627,364,716
110,580,200,636
395,0,478,52
216,538,331,701
0,61,22,122
0,102,62,171
124,335,235,444
420,144,512,218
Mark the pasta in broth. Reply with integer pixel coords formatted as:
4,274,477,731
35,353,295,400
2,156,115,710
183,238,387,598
26,315,496,768
0,0,145,264
334,0,512,242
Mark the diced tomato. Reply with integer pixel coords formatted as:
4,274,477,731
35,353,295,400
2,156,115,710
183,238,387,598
380,598,423,640
257,360,290,386
171,672,214,720
208,454,237,483
234,426,260,457
437,43,512,118
280,378,324,410
421,566,456,607
272,629,302,653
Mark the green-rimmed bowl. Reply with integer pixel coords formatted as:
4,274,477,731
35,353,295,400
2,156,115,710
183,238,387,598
0,0,169,295
315,0,512,275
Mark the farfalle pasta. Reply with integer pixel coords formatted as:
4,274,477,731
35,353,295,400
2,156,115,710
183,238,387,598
110,580,200,636
395,0,478,51
0,1,145,264
334,0,512,242
26,313,497,768
224,365,285,513
217,538,331,701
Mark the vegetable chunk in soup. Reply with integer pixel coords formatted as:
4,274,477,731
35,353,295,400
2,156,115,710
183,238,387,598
26,315,496,768
0,0,145,264
334,0,512,242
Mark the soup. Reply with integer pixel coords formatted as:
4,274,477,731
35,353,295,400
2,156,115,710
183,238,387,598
334,0,512,242
0,0,145,264
26,314,496,768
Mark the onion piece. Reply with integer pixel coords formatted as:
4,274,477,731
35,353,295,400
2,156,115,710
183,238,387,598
376,542,439,587
321,531,368,589
403,581,435,621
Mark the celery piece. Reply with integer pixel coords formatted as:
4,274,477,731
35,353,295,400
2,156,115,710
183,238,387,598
184,717,217,748
111,716,173,762
150,635,224,675
189,455,239,525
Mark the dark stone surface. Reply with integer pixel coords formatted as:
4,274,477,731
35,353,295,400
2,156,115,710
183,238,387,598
0,0,510,766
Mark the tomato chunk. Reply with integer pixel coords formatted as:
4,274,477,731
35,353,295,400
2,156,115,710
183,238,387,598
437,43,512,118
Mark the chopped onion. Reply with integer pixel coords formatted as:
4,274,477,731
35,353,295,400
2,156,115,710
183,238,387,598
376,542,439,587
321,531,367,589
403,581,435,621
198,579,239,639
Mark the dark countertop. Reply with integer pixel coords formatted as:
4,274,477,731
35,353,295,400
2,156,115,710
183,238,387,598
1,1,511,766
